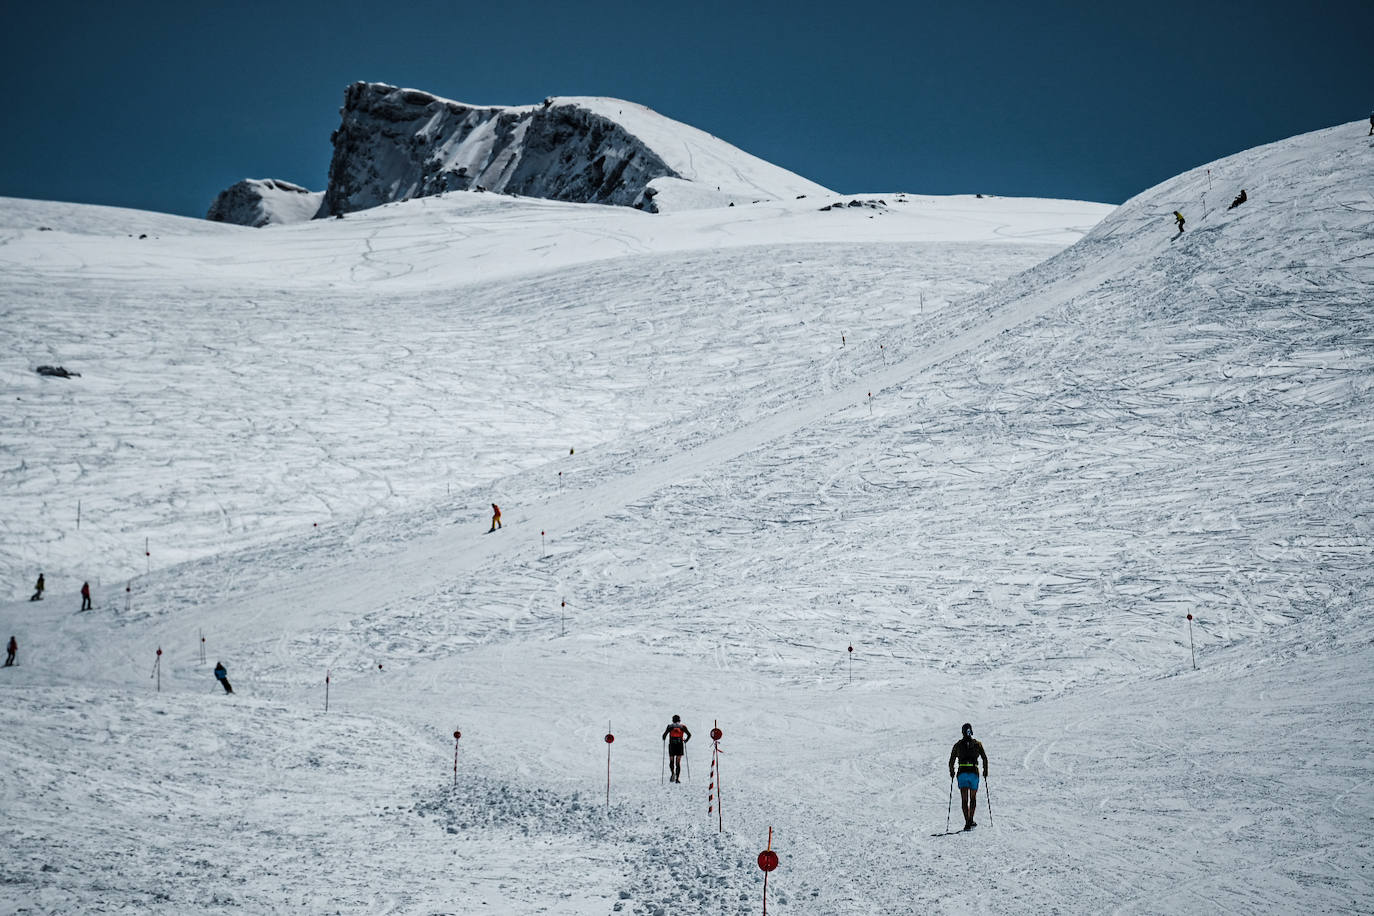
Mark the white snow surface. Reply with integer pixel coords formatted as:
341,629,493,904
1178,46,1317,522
552,96,834,206
1,121,1372,914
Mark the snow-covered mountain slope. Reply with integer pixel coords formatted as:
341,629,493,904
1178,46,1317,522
1,190,1104,294
320,81,832,215
0,195,241,237
0,191,1107,589
206,177,324,226
2,121,1372,914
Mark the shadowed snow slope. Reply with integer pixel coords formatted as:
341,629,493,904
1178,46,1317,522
0,122,1371,914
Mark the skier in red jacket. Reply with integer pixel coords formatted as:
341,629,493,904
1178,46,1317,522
489,503,502,532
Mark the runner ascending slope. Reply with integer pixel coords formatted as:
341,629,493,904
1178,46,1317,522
662,715,691,783
949,722,989,830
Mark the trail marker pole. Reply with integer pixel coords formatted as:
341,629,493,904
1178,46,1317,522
558,470,563,492
1187,613,1197,670
560,599,566,637
453,730,461,786
199,630,206,664
605,726,615,808
325,669,330,712
848,645,853,685
867,392,872,416
152,647,162,692
841,334,846,347
541,530,546,556
125,582,131,613
145,538,150,574
77,500,81,530
757,827,779,915
708,723,724,832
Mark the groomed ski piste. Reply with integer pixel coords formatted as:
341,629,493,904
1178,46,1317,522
1,120,1371,914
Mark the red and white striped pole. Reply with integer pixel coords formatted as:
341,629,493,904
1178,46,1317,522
708,722,724,832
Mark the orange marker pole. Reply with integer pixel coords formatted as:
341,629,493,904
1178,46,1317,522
758,827,778,915
604,726,615,808
1187,613,1197,670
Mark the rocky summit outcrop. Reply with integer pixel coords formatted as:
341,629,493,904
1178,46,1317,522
321,83,682,215
207,82,832,222
206,179,324,227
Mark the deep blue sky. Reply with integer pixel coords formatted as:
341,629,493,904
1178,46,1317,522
2,0,1370,217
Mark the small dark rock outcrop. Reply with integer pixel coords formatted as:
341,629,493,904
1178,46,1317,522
36,365,80,378
820,198,888,212
207,179,325,228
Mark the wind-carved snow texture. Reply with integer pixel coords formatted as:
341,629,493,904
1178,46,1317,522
206,178,324,227
1,121,1372,913
320,81,831,215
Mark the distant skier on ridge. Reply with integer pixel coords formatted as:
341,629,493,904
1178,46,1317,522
1173,211,1185,235
30,573,44,601
662,715,692,783
5,636,15,667
214,661,234,694
949,722,989,831
80,581,92,611
488,503,502,532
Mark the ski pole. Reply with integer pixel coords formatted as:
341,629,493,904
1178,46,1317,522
661,739,666,785
684,744,691,782
984,776,993,827
946,775,954,833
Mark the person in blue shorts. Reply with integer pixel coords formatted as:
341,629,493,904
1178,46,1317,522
949,722,989,830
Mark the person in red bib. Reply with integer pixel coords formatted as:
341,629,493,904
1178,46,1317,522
662,715,692,783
